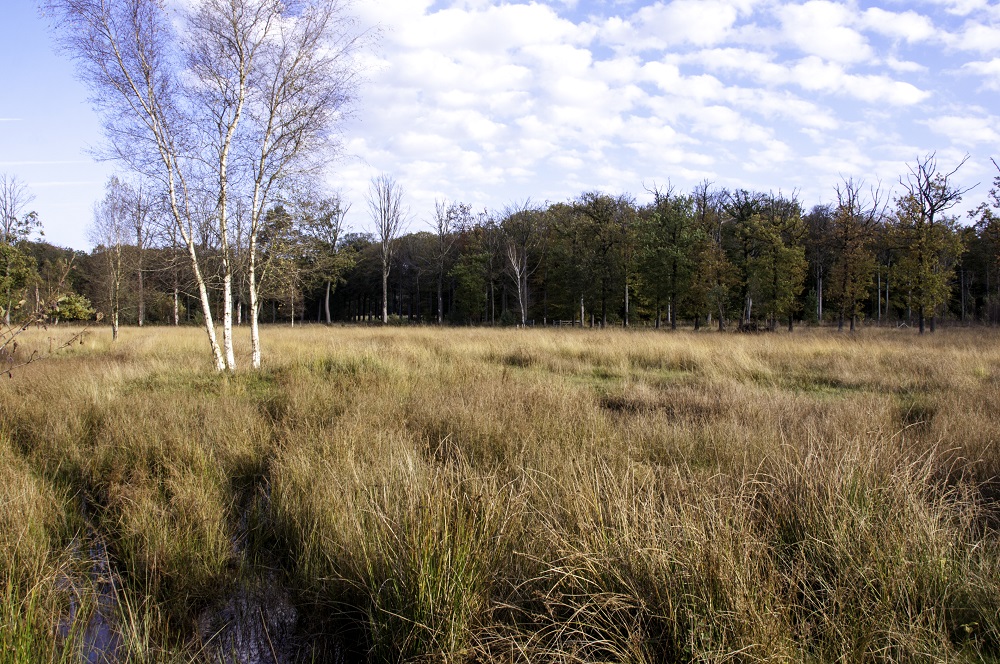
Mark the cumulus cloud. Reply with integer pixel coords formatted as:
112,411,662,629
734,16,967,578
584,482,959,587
780,1,873,64
597,0,759,52
790,57,931,105
335,0,988,223
963,58,1000,90
924,114,1000,146
860,8,936,43
948,22,1000,53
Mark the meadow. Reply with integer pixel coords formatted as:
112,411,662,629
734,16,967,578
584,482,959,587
1,324,999,663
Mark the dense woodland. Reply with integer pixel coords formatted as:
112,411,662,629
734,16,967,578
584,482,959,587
3,154,1000,336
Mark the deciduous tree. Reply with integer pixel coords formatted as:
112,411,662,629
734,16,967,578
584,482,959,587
894,154,972,333
829,178,885,331
367,174,407,324
46,0,360,369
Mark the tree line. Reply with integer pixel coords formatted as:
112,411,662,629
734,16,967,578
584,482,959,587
6,0,998,372
4,153,1000,348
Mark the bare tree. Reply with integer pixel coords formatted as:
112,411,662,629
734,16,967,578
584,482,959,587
125,183,155,327
45,0,226,369
300,195,352,324
0,174,40,246
45,0,361,370
501,201,544,327
367,174,407,324
0,174,41,325
89,177,129,341
432,199,467,324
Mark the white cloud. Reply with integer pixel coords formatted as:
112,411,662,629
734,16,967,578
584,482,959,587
598,0,758,51
689,48,787,85
332,0,983,225
949,21,1000,53
789,57,930,105
963,58,1000,89
885,56,927,73
916,0,994,17
924,114,1000,146
860,8,936,43
780,1,873,64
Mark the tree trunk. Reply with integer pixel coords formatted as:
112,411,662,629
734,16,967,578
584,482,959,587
183,236,226,371
623,282,629,327
961,269,966,324
173,287,179,326
438,270,444,324
601,281,607,327
382,269,389,324
324,280,332,324
137,262,144,327
876,269,882,325
817,273,823,322
249,244,262,368
221,260,235,370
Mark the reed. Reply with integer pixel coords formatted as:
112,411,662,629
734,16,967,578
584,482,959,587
1,325,998,662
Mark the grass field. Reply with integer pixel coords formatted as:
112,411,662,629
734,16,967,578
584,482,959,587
1,324,999,662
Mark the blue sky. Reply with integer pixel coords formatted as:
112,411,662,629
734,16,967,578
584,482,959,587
2,0,999,249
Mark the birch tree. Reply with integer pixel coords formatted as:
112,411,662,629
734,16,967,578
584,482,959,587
367,174,407,324
89,177,129,341
501,201,544,327
45,0,360,370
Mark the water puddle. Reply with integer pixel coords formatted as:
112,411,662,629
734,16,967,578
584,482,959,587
57,537,122,664
54,476,345,663
197,583,299,664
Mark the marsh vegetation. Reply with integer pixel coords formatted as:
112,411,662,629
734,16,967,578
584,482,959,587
1,325,999,662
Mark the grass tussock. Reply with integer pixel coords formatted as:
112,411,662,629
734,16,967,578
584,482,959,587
1,325,999,662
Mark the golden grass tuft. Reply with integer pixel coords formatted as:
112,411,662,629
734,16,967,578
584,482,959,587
1,324,999,661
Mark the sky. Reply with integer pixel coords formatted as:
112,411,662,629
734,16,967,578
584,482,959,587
2,0,999,249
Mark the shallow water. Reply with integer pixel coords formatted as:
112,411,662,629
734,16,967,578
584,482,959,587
58,538,122,664
197,582,299,664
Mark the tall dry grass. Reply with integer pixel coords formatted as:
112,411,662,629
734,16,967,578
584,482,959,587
1,325,998,662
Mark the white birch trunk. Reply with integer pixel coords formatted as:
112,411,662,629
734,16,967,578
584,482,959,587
382,270,389,323
249,237,262,369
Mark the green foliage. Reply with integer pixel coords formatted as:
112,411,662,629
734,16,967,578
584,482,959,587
637,189,704,325
0,243,36,320
729,192,807,326
892,193,964,323
53,293,95,321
